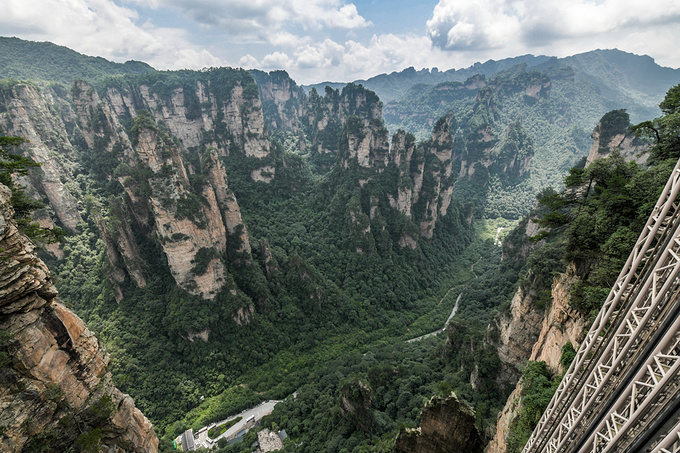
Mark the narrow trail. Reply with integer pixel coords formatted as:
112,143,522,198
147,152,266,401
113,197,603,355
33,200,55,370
494,226,505,246
407,293,462,343
470,256,482,279
437,286,457,307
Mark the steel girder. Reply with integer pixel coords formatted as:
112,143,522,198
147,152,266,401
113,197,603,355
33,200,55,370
523,158,680,453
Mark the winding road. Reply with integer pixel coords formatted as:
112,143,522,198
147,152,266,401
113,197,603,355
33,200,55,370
407,293,462,343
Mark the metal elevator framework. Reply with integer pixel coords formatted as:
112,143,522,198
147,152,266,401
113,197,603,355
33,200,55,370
522,157,680,453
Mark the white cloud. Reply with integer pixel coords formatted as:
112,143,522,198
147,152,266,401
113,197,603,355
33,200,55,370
0,0,225,70
427,0,521,51
164,0,370,36
3,0,679,86
426,0,680,62
249,33,451,84
238,54,260,69
269,32,312,48
262,51,293,69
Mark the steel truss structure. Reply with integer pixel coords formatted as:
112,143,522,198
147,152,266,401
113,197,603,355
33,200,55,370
522,158,680,453
652,418,680,452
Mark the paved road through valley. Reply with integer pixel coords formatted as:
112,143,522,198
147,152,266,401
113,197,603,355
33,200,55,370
198,400,280,448
407,293,462,343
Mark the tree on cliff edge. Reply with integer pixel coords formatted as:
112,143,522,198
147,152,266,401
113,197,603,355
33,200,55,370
0,132,64,242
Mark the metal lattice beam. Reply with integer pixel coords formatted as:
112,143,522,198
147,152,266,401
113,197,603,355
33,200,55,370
588,321,680,452
652,418,680,453
523,159,680,453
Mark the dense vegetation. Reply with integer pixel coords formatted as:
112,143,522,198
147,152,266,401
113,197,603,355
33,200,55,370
0,37,154,86
156,228,524,452
502,84,680,451
3,38,678,452
41,68,512,450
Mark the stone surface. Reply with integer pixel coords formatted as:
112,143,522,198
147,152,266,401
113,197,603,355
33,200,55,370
0,184,158,453
586,113,648,167
395,394,485,453
0,83,82,233
486,263,585,452
257,428,284,452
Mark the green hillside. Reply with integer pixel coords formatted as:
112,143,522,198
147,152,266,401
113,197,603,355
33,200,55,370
0,36,154,85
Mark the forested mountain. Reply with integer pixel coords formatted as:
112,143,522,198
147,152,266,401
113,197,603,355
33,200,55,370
0,37,154,86
305,49,679,113
288,50,679,222
0,37,678,453
303,54,553,103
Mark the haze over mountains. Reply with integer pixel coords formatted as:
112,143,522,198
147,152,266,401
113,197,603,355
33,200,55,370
0,36,678,453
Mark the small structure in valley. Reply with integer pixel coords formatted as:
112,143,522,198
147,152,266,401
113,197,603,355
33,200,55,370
178,429,196,451
256,428,284,452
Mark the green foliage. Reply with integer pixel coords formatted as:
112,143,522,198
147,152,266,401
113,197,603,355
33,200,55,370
130,110,156,145
0,36,154,86
191,247,218,276
45,62,679,453
172,385,262,434
632,83,680,163
532,112,677,314
43,384,65,404
75,428,104,453
208,416,242,438
0,132,65,243
507,362,559,453
560,342,576,370
596,109,631,153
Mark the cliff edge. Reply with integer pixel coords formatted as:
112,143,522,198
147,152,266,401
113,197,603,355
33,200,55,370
0,184,158,452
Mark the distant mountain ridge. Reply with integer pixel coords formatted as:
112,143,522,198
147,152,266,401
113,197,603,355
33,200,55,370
0,36,155,85
303,49,680,109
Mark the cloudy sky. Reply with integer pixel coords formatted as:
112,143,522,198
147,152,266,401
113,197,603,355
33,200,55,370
3,0,680,84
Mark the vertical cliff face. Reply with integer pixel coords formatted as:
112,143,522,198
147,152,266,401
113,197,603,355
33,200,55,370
395,394,485,453
486,263,585,453
338,116,390,170
459,111,533,184
0,82,82,233
59,70,264,300
485,107,653,452
0,184,158,453
331,102,469,252
253,71,386,172
586,109,648,166
0,71,267,303
250,69,305,132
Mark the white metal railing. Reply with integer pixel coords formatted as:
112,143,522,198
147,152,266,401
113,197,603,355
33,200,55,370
523,158,680,453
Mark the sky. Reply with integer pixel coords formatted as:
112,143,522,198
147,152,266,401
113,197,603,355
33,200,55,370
2,0,680,84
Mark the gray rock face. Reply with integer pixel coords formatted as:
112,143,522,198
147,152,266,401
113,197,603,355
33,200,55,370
0,184,158,453
395,394,485,453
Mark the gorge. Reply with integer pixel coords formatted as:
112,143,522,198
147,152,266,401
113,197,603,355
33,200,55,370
0,36,679,452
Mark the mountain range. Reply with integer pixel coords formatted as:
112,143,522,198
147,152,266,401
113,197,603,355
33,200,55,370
0,36,678,452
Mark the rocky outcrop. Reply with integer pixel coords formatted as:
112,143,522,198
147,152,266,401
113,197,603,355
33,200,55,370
338,116,390,170
0,184,158,452
485,385,521,453
0,70,265,301
486,263,585,453
495,286,544,370
250,69,305,132
252,72,384,171
252,73,472,248
395,393,485,453
586,109,648,166
339,379,375,432
527,264,585,370
70,70,262,299
387,116,459,243
0,82,82,233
